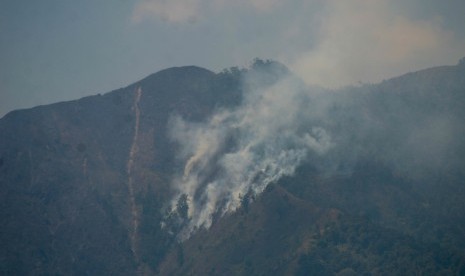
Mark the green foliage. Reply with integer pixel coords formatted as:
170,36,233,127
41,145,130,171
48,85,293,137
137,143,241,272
303,218,465,275
176,194,189,220
239,189,256,213
2,60,465,275
176,244,185,267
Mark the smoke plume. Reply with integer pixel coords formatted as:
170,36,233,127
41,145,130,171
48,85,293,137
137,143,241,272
165,58,465,240
167,65,331,238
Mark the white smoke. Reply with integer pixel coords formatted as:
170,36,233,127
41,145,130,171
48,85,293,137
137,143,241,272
168,71,332,238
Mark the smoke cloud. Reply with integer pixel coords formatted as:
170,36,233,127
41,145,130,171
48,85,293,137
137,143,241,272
131,0,465,88
132,0,281,24
290,0,465,87
167,68,331,238
163,59,465,240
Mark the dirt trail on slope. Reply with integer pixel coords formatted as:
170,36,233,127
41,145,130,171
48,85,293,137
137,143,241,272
127,87,142,267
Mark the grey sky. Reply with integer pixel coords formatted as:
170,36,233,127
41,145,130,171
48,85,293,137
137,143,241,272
1,0,464,117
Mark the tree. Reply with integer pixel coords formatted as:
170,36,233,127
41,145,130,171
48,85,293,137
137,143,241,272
176,194,189,220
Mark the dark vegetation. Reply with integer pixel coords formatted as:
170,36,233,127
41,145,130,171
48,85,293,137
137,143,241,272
1,59,465,275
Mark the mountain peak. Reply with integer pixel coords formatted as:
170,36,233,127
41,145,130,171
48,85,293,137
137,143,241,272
141,65,215,83
1,60,465,275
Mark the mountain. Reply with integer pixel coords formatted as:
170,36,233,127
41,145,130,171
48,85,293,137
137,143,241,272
1,59,465,275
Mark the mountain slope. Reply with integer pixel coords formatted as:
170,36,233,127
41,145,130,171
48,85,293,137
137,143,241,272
0,65,241,274
1,59,465,275
157,59,465,275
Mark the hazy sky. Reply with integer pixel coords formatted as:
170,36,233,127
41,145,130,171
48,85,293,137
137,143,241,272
1,0,464,117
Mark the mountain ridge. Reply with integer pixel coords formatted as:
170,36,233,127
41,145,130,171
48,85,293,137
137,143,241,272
1,59,465,275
